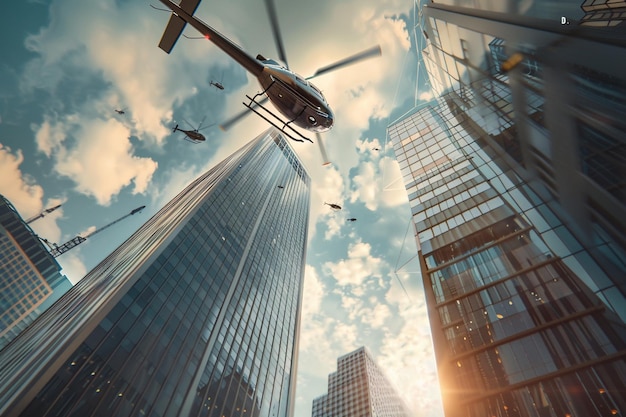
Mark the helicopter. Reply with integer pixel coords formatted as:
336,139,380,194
172,116,214,143
156,0,381,164
210,71,225,90
347,218,357,222
324,202,342,211
115,108,126,115
210,80,224,90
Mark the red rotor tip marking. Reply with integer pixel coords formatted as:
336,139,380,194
205,34,210,40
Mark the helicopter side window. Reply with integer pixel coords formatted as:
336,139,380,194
309,83,322,95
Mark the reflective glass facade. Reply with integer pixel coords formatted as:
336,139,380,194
0,129,310,417
420,1,626,270
393,3,626,415
0,195,70,350
580,0,626,27
312,347,411,417
389,96,626,417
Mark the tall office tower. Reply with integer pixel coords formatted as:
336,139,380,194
389,96,626,417
312,347,412,417
0,128,310,417
0,195,71,351
388,97,626,417
388,3,626,415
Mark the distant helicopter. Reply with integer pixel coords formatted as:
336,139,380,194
155,0,381,164
372,147,380,151
324,202,342,211
210,80,224,90
210,71,225,90
347,218,357,222
115,108,126,115
172,116,214,143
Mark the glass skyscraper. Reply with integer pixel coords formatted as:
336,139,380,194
386,1,626,415
312,347,411,417
389,100,626,416
419,0,626,272
0,128,310,417
0,195,71,350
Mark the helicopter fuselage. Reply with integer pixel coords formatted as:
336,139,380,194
174,126,206,142
257,61,334,132
210,81,224,90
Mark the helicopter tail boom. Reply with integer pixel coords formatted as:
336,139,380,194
158,0,264,76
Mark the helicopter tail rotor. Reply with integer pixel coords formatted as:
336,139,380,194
316,133,331,166
173,124,179,132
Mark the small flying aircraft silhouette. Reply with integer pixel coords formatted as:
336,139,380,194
172,116,214,144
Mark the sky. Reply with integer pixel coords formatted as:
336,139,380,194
0,0,442,416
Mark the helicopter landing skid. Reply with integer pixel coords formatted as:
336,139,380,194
244,84,313,144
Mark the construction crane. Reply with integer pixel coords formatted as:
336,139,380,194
26,204,62,224
45,205,146,258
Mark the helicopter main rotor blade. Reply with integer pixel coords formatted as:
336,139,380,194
182,117,196,130
306,45,382,80
198,115,207,129
219,95,270,131
264,0,289,67
198,122,216,132
316,133,331,166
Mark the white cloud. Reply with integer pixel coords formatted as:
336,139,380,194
340,292,365,321
77,225,97,238
323,240,383,287
350,155,408,211
32,115,158,206
302,265,325,319
0,144,44,219
377,303,443,417
34,115,68,158
21,0,237,145
307,165,347,241
355,136,384,154
58,251,88,285
360,303,392,329
332,321,360,354
418,91,435,102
